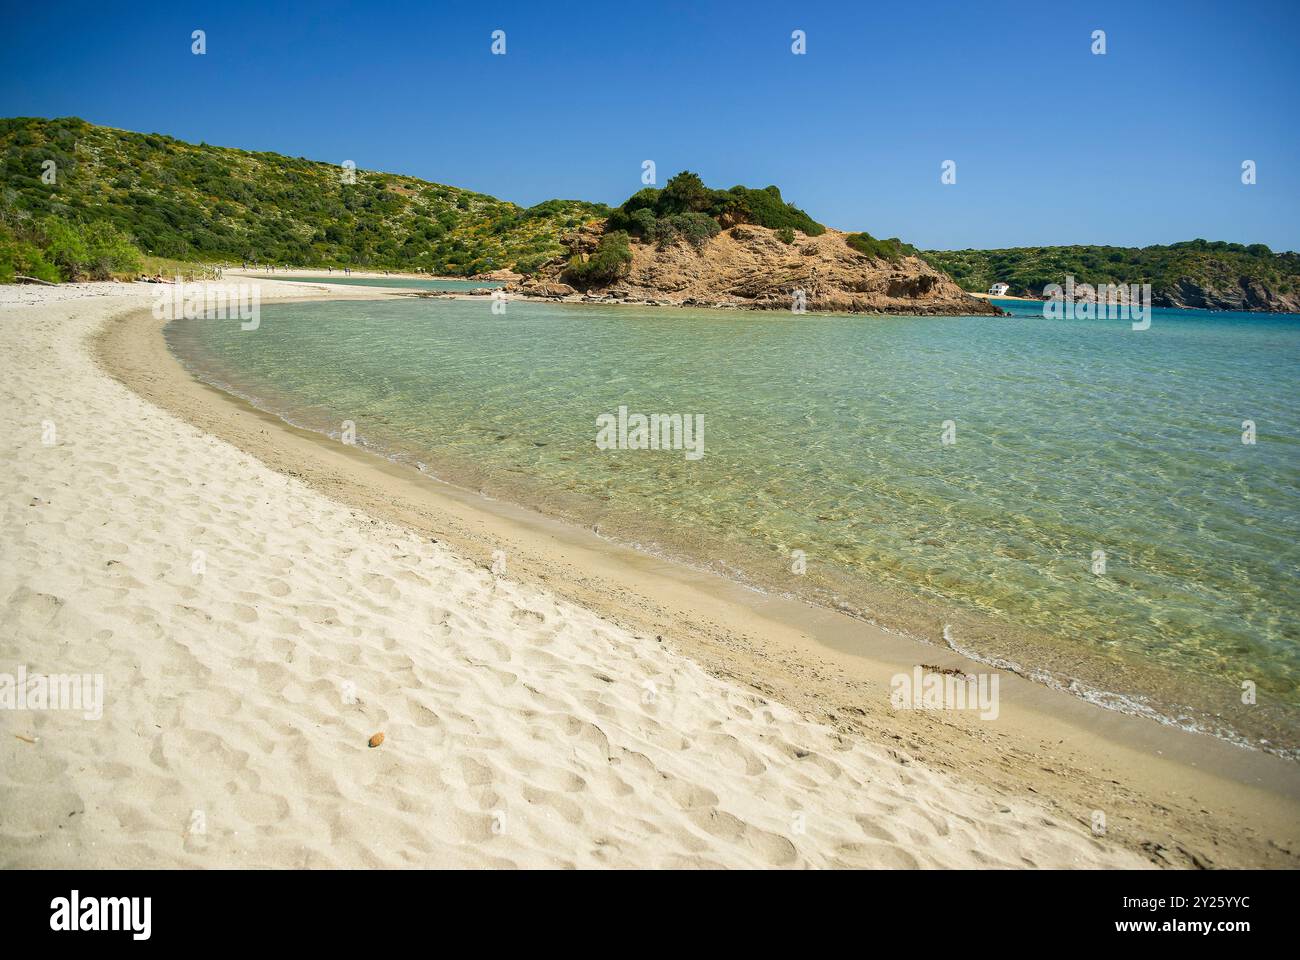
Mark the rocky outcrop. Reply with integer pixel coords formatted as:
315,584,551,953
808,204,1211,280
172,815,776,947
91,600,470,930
1159,277,1300,313
509,225,1000,315
468,268,524,283
515,279,578,299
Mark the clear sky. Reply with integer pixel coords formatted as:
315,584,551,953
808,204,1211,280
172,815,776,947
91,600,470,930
2,0,1297,250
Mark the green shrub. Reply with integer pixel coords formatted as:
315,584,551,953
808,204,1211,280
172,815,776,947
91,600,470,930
0,237,60,283
776,227,795,245
606,203,657,237
512,254,549,276
723,185,824,236
561,230,633,288
659,172,713,214
630,208,656,237
41,218,90,279
653,212,719,248
620,188,660,214
846,232,918,263
603,171,826,244
0,214,142,282
83,220,142,278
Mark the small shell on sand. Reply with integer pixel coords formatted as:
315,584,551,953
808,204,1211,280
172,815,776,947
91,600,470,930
368,732,385,748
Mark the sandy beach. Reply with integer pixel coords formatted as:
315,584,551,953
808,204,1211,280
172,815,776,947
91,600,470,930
1,276,1296,868
966,291,1046,303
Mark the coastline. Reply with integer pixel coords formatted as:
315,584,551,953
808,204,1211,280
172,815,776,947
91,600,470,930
11,277,1159,868
172,276,1299,760
967,291,1043,303
82,278,1300,867
242,269,483,282
260,268,1001,315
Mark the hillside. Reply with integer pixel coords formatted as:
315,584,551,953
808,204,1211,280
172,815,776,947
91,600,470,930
0,121,987,313
4,117,1294,313
0,116,607,276
925,242,1300,313
509,173,995,315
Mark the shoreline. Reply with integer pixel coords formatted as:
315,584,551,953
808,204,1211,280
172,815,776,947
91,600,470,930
226,268,477,282
91,279,1300,868
967,291,1044,303
166,296,1291,761
4,276,1157,869
246,269,1003,315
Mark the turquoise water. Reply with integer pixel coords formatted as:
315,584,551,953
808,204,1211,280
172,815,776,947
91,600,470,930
166,298,1300,753
274,275,500,291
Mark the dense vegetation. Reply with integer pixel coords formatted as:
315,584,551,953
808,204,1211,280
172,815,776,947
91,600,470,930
560,231,634,288
0,215,141,283
606,171,825,245
845,231,921,263
924,241,1300,301
0,116,608,275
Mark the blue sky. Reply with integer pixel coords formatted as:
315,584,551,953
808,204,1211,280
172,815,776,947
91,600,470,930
2,0,1297,250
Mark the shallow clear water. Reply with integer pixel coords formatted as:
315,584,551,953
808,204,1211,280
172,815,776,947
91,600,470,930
166,298,1300,752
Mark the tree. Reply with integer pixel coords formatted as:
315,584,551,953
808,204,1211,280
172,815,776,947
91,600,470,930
660,171,711,215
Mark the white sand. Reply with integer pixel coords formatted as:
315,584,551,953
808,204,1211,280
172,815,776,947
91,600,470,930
0,281,1147,868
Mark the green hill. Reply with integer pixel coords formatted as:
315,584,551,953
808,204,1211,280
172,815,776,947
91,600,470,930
0,116,608,278
923,242,1300,312
4,117,1297,312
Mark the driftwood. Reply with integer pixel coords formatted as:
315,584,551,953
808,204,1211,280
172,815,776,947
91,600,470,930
15,275,57,286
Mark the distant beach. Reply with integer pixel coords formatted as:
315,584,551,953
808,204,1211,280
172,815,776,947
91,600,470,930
967,291,1043,303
